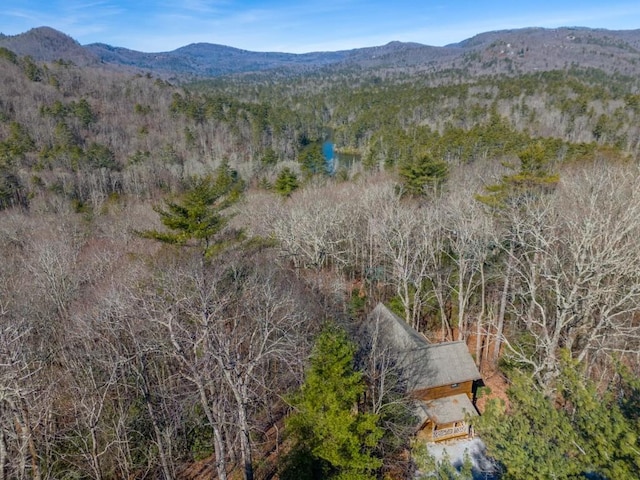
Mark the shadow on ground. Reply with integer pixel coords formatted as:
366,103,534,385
427,438,500,479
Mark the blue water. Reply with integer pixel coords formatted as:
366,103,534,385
322,141,334,161
322,141,335,174
322,141,361,174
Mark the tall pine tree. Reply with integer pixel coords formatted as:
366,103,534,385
139,162,244,259
281,325,383,480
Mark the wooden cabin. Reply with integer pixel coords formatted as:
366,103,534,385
365,303,483,442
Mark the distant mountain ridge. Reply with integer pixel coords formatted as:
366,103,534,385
0,26,99,66
3,25,640,78
85,41,352,76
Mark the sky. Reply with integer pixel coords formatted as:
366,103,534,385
2,1,640,54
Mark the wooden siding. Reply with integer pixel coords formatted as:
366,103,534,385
411,380,473,402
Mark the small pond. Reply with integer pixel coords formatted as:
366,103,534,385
322,141,360,174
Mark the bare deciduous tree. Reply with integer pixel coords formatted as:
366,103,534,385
438,190,496,344
137,258,232,480
212,264,312,480
369,196,432,330
500,163,640,389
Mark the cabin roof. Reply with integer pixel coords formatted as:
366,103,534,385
415,341,483,390
366,303,482,391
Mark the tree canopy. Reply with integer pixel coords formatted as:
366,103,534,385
474,353,640,479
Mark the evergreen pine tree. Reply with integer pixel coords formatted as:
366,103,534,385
398,154,448,196
558,355,640,479
474,372,581,480
274,167,299,197
138,162,244,259
475,141,559,209
281,325,383,480
298,142,327,177
474,356,640,479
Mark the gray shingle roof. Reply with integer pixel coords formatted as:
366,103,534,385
415,341,483,390
366,303,482,392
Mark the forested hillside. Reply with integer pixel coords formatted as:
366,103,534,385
4,26,640,79
1,28,640,479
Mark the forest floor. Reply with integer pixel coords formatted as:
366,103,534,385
476,367,510,411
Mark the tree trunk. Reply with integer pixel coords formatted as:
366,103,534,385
89,423,103,480
142,377,174,480
224,372,254,480
0,426,6,480
15,401,41,480
237,404,254,480
457,273,466,341
475,264,486,369
493,249,513,364
195,383,227,480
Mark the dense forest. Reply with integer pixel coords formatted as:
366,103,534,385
1,28,640,480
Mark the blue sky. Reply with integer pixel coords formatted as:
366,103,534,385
2,1,640,53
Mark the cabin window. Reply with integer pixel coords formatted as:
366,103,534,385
451,383,459,388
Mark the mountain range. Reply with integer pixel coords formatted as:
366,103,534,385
2,25,640,78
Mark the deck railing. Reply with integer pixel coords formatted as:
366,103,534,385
432,423,469,441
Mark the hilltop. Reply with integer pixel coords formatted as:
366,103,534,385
0,26,99,66
3,25,640,78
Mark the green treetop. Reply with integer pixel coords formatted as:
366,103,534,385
476,141,559,209
474,371,581,480
398,154,449,197
274,167,299,197
474,353,640,479
139,162,244,259
298,141,327,177
557,355,640,479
